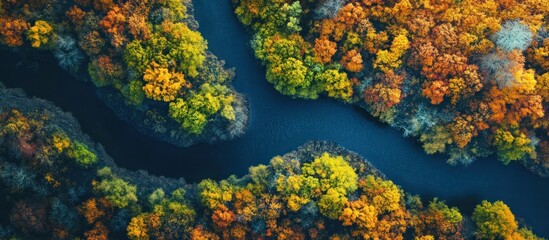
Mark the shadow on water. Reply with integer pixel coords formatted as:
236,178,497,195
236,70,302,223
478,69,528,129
0,186,10,225
1,0,549,236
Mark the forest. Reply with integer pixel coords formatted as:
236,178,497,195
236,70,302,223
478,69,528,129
0,88,543,239
0,0,248,147
232,0,549,175
0,0,548,239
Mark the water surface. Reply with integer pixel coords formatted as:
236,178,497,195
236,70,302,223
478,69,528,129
1,0,548,236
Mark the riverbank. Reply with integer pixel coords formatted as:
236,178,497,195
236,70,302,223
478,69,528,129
1,0,549,236
2,87,543,238
230,0,549,177
94,53,250,147
0,0,250,148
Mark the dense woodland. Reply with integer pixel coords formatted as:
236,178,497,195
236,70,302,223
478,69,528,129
232,0,549,175
0,90,543,239
2,0,548,173
0,0,247,142
0,0,548,239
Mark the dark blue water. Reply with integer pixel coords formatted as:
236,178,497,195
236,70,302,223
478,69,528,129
1,0,548,236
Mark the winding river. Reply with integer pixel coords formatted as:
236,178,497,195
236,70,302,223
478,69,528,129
1,0,549,236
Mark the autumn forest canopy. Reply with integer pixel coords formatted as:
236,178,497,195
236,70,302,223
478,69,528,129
0,0,548,239
0,0,248,147
233,0,549,175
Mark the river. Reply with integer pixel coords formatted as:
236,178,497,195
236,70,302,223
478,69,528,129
1,0,548,236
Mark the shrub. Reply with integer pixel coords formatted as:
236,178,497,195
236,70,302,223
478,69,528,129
67,141,97,167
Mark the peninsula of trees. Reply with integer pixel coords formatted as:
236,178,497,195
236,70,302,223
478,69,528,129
0,0,248,147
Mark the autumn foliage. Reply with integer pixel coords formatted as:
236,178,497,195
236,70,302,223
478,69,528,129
0,106,543,239
233,0,549,175
0,0,240,136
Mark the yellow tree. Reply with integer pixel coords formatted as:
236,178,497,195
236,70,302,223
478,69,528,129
373,34,409,73
27,20,53,48
472,201,518,239
142,62,189,102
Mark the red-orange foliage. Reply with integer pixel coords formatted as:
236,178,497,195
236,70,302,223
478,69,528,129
341,49,364,72
18,137,37,159
364,71,405,116
336,3,366,27
0,17,29,46
84,222,109,240
414,207,462,239
127,14,151,41
423,54,468,81
319,18,348,41
212,205,235,228
79,198,113,224
430,23,459,53
80,31,105,55
406,11,435,38
92,0,114,12
66,6,86,28
99,6,126,47
191,225,220,240
508,95,544,124
97,55,122,76
488,84,544,125
448,115,478,148
488,87,508,123
314,37,337,64
409,41,438,70
10,201,49,235
422,80,449,105
91,55,124,86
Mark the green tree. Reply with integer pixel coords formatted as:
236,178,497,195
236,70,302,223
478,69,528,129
276,174,319,211
302,153,358,194
280,153,359,218
123,80,145,106
516,228,544,240
273,2,302,33
266,57,317,99
67,141,97,167
198,179,236,209
150,188,196,230
165,22,207,78
318,188,348,219
420,126,452,154
96,167,138,208
254,33,306,63
148,188,166,206
316,69,353,101
493,125,535,164
159,0,188,22
472,200,518,239
169,83,235,134
124,21,207,100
